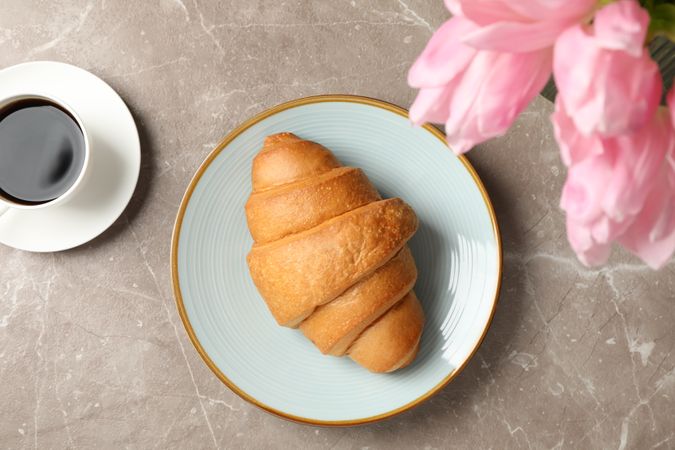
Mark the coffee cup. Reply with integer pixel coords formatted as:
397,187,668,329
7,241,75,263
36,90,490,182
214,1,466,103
0,93,91,217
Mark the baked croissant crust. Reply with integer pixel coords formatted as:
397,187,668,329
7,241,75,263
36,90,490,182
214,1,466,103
246,133,424,372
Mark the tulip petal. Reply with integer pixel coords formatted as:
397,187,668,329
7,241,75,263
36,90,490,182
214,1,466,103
457,1,525,25
409,85,454,125
591,214,633,244
619,173,675,269
444,49,552,154
507,0,596,21
408,17,477,88
456,0,596,48
601,110,671,222
649,198,674,242
462,19,566,52
551,97,604,166
594,0,649,57
601,53,661,135
444,0,462,16
560,152,613,224
554,24,662,137
566,218,612,267
668,86,675,129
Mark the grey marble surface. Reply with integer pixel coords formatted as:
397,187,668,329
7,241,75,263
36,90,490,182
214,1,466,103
0,1,674,449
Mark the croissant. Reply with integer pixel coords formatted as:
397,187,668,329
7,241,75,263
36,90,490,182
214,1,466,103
246,133,425,372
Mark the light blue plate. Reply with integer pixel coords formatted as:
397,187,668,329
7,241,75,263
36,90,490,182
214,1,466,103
171,95,502,425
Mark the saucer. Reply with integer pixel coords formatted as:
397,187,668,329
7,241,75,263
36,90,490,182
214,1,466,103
0,61,140,252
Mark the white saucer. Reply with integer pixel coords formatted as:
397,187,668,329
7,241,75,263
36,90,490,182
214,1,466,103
0,61,140,252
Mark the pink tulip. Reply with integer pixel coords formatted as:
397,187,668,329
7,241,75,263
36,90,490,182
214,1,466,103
408,16,551,154
409,0,596,154
412,0,675,269
557,102,675,268
554,1,661,137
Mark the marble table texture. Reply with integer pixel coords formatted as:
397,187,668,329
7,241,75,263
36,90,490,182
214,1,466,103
0,1,674,449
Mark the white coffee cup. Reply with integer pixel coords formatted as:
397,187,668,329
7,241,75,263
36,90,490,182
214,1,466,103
0,93,91,217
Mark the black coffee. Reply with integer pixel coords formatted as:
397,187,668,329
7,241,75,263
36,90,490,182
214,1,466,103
0,99,86,204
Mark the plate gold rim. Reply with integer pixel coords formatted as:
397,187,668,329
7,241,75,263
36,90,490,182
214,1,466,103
170,94,503,427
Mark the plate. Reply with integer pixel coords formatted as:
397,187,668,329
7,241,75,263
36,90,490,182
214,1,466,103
0,61,140,252
171,95,502,425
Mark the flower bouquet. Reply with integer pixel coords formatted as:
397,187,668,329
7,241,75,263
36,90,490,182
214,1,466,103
408,0,675,269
